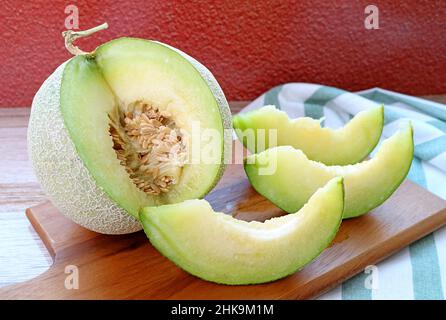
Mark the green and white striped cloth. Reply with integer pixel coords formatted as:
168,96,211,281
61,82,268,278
241,83,446,300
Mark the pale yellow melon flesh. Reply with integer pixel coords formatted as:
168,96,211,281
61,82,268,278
140,177,344,285
245,123,413,218
234,105,384,165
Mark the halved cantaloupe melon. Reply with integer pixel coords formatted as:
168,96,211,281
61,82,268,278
28,27,231,234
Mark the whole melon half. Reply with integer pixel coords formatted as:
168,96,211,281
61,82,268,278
28,33,232,234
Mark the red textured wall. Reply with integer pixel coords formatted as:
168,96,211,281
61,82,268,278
1,0,445,107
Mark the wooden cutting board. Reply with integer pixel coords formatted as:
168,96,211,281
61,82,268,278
1,155,446,299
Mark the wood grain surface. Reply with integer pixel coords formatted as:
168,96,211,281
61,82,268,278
0,97,445,299
1,162,446,299
0,108,49,288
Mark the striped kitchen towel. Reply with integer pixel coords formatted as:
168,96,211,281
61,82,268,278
240,83,446,300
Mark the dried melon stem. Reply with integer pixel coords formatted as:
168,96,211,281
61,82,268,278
62,22,109,56
109,101,187,195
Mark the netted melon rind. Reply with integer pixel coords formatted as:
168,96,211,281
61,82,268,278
28,62,142,234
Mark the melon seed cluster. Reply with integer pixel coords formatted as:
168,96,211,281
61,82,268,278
109,101,187,195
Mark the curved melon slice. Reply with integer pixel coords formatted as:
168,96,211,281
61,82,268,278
245,123,413,218
233,105,384,165
140,177,344,285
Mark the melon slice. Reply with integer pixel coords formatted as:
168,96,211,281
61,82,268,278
245,123,413,218
233,105,384,165
140,177,344,285
28,26,231,234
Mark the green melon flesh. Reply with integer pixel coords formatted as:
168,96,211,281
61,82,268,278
59,38,230,219
245,123,413,218
233,105,384,165
140,177,344,285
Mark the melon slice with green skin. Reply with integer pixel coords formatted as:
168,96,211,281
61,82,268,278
140,177,344,285
28,24,231,234
233,105,384,165
245,123,413,218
